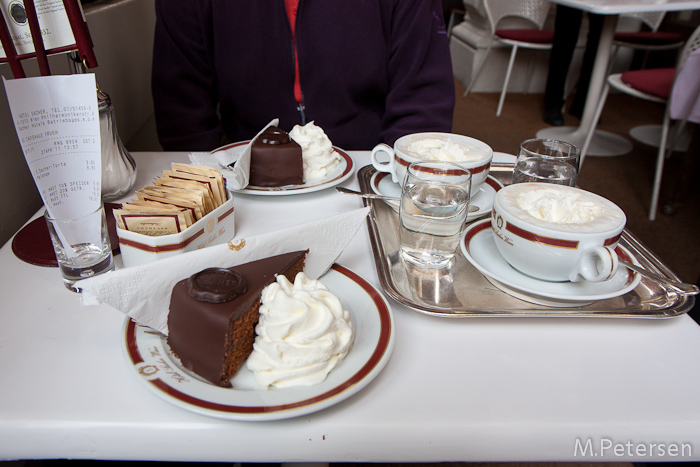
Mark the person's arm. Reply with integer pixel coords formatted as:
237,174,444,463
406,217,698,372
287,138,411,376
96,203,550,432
152,0,224,151
381,0,456,146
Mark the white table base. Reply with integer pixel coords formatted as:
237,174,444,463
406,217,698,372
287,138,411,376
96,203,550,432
537,125,633,157
536,15,635,158
629,124,692,151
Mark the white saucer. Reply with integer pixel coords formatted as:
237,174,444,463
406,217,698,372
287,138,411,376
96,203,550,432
461,219,642,307
212,141,355,196
369,172,503,221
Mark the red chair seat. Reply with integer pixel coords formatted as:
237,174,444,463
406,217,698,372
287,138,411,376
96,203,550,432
621,68,676,98
495,29,554,44
614,31,683,46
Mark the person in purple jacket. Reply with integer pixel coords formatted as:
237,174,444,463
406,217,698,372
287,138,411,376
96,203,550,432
151,0,456,151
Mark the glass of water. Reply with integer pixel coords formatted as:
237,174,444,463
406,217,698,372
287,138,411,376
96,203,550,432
399,161,472,267
512,138,580,186
44,206,115,292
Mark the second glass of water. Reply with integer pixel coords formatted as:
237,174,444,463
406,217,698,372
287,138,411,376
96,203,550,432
399,161,472,267
44,206,115,293
513,138,580,186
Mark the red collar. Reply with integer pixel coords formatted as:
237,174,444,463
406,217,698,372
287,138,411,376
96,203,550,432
285,0,300,33
284,0,303,105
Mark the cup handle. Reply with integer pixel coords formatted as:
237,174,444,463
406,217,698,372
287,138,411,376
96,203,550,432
569,246,619,283
370,143,399,183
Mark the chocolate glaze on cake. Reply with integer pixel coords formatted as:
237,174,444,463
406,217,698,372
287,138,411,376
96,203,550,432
167,250,307,387
249,126,304,187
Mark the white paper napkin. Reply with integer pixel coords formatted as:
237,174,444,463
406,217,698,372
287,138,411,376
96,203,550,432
188,118,278,190
81,207,370,335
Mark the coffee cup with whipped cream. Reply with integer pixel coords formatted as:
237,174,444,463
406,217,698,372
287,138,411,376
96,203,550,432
491,183,626,282
370,133,493,196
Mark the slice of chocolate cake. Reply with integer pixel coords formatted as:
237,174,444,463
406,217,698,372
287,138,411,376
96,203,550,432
249,126,304,187
167,250,307,387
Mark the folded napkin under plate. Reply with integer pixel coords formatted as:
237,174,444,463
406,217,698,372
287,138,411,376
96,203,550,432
188,118,279,190
80,207,370,335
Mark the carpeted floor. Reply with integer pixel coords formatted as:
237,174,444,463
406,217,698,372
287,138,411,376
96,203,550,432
451,84,700,284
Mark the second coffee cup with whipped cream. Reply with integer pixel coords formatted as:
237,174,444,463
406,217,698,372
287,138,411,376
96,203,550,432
371,133,493,196
491,183,626,282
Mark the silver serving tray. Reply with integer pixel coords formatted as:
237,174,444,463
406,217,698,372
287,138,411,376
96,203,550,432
358,164,694,318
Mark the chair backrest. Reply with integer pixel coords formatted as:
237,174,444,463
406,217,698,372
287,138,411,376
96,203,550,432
482,0,551,32
675,23,700,71
0,0,96,78
621,11,666,32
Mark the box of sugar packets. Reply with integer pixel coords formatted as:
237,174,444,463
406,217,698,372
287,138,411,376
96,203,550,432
114,163,235,268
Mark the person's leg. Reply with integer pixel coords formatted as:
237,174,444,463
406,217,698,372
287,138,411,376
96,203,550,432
569,12,605,117
543,5,583,125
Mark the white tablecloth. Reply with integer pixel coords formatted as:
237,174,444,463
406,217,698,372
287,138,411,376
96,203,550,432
1,151,699,463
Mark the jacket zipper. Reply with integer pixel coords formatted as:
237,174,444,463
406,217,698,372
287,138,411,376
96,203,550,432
289,0,305,125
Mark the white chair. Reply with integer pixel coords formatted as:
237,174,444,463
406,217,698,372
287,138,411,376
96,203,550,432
581,24,700,221
463,0,554,117
610,11,684,72
447,2,485,41
447,7,465,41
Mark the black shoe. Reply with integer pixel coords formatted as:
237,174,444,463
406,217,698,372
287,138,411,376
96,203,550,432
543,108,564,126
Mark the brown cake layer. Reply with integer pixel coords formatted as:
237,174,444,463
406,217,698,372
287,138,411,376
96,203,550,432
249,126,304,187
167,250,307,386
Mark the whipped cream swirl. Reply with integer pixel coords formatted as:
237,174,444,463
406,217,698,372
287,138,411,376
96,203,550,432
246,272,354,388
406,137,489,162
518,188,603,224
289,122,342,183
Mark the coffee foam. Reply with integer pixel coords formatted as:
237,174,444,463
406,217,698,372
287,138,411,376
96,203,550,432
399,135,490,163
498,183,626,234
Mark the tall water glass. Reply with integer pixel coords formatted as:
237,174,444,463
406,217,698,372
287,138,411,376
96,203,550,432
45,206,115,292
512,138,580,186
399,161,472,267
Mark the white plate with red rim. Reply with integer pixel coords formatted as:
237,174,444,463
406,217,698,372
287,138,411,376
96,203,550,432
461,219,642,307
212,141,355,196
122,264,395,421
370,171,504,221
